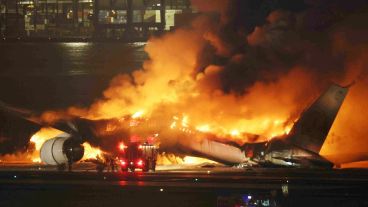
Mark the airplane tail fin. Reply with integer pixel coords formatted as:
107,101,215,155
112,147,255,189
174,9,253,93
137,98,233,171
287,84,349,154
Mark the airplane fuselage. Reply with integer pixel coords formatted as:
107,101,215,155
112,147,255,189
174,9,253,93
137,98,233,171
242,138,334,168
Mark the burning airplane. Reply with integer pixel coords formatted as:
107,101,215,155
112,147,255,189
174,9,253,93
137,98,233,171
0,83,352,169
1,1,368,169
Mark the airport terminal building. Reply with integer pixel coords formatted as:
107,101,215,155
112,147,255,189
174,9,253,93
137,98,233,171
0,0,195,40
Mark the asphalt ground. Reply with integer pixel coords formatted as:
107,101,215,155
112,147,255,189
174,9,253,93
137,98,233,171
0,163,368,207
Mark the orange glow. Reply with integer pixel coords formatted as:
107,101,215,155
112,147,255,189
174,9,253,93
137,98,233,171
183,156,218,165
119,142,127,151
28,9,368,168
196,124,210,132
30,128,64,163
82,142,103,160
35,43,312,163
30,128,64,151
0,153,34,163
0,127,65,163
156,153,184,165
132,110,145,119
36,27,309,151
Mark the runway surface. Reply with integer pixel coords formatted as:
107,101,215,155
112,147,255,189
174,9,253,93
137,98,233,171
0,163,368,207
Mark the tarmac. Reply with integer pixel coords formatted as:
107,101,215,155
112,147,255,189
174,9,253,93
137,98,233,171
0,162,368,207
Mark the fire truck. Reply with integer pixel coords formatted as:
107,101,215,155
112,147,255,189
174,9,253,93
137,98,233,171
117,141,158,172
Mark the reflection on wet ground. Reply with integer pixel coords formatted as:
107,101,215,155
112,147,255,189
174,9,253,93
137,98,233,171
0,42,147,111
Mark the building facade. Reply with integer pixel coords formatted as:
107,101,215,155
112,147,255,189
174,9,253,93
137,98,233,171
0,0,193,40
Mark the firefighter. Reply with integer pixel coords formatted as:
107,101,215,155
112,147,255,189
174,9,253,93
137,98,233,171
104,154,116,172
95,155,106,173
105,156,111,172
109,157,116,172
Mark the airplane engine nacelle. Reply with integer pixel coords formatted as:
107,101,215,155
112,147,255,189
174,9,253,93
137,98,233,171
40,135,84,165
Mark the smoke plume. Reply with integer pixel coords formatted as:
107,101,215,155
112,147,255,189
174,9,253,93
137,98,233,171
32,0,368,165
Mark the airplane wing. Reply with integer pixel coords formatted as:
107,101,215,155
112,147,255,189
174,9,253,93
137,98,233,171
0,101,42,154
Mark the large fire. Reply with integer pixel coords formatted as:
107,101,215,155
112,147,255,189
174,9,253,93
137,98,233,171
27,128,103,163
3,1,368,167
29,127,63,162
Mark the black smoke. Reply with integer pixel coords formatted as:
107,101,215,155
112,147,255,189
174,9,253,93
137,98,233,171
193,0,368,94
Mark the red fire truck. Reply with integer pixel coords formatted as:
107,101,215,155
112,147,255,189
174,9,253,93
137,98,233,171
117,141,158,172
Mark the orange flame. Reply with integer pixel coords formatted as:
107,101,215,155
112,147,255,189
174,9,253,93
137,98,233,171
29,128,64,163
28,128,104,163
156,153,184,165
82,143,103,160
183,156,218,165
32,8,368,168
